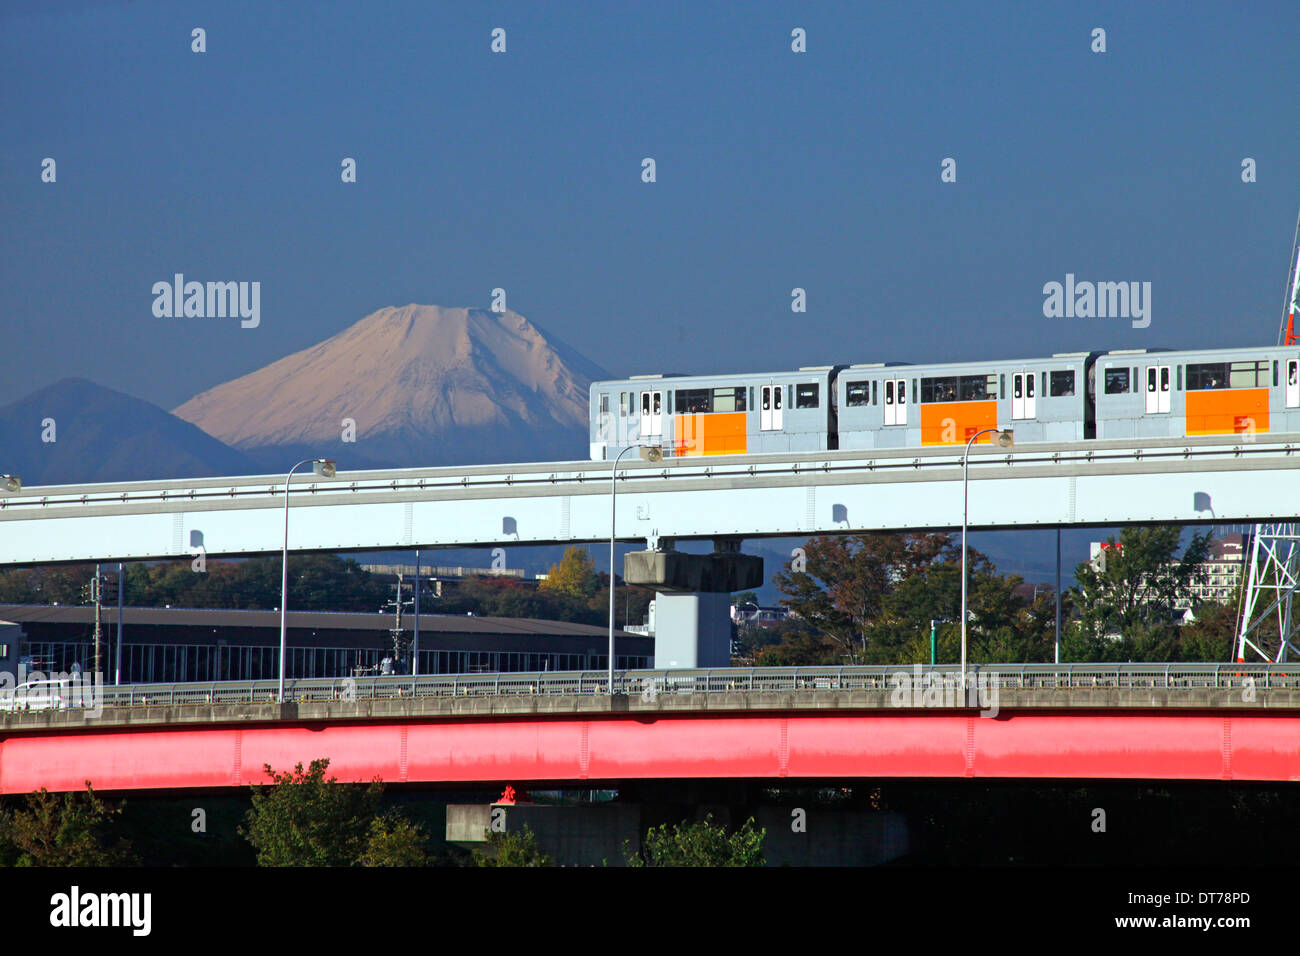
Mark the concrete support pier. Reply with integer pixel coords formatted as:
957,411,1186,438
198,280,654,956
623,542,763,669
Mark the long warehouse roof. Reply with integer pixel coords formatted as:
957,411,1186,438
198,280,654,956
0,604,639,638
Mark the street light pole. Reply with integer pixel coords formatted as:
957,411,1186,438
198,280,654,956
279,458,336,703
609,443,661,694
961,428,1013,697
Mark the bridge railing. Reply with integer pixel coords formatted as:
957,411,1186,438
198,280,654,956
77,662,1295,711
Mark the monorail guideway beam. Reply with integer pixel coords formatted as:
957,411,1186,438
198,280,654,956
624,540,764,669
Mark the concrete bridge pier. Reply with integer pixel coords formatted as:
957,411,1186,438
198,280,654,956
623,538,763,669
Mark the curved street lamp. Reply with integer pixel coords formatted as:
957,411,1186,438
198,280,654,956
960,428,1013,696
279,458,336,703
609,443,662,694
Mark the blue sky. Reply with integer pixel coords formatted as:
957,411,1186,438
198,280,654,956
2,0,1298,409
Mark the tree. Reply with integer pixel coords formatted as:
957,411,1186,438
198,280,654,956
1067,526,1212,661
0,783,137,866
626,814,765,867
749,625,840,666
473,825,552,866
239,759,382,866
358,812,431,866
1179,599,1238,662
539,546,600,599
774,533,954,662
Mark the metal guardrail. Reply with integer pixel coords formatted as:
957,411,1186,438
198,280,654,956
86,663,1300,709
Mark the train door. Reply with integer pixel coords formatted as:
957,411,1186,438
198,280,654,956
1011,371,1036,419
883,378,907,426
639,389,662,438
1287,359,1299,409
1144,365,1170,414
760,384,783,430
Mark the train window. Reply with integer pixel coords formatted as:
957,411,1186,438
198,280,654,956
912,379,918,404
675,388,712,413
787,384,794,409
749,386,754,408
795,383,819,408
620,392,630,416
713,387,747,412
599,394,609,414
960,375,997,401
642,392,651,415
1274,361,1279,387
921,377,958,403
1000,374,1005,399
872,381,878,405
1049,371,1075,396
846,381,870,407
1104,368,1130,394
1176,367,1182,391
1187,362,1230,390
1230,360,1268,388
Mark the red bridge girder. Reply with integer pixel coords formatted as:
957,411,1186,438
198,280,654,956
2,710,1298,793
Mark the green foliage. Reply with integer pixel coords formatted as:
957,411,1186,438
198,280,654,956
748,625,840,666
774,533,956,662
239,759,382,866
473,824,552,866
626,814,765,867
772,532,1060,665
1067,526,1212,661
0,783,137,866
358,812,431,867
1178,599,1238,662
0,554,388,612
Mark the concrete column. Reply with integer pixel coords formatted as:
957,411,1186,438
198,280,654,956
623,546,763,670
653,592,733,668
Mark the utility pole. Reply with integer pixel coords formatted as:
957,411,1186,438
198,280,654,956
115,562,124,685
412,549,421,676
381,573,414,672
91,564,103,677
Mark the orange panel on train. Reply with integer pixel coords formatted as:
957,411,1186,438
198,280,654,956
919,401,998,445
1184,388,1269,436
674,412,748,456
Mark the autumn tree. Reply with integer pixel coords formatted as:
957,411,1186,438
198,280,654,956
773,533,955,662
539,546,600,600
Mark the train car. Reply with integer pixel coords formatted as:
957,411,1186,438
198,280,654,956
589,366,839,460
1094,345,1300,439
835,352,1100,449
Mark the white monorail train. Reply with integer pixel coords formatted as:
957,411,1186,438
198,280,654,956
589,345,1300,459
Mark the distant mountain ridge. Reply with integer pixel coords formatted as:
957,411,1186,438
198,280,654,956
173,304,607,469
0,378,262,486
